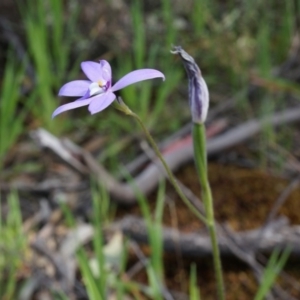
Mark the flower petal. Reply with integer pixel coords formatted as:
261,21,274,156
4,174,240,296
58,80,91,96
111,69,165,92
76,90,90,100
52,98,92,118
88,92,116,114
81,61,105,82
99,60,112,81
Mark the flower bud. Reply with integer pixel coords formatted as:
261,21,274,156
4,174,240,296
171,46,209,124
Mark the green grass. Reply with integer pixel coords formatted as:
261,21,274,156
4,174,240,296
136,181,165,282
254,247,291,300
0,54,27,170
20,0,81,133
114,0,182,130
61,172,172,299
0,192,27,300
189,264,201,300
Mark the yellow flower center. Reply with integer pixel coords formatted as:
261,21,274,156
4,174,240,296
98,80,105,87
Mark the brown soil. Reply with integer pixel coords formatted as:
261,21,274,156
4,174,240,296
118,162,300,299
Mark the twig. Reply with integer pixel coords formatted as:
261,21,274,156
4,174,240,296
112,216,300,258
30,105,300,204
0,180,87,193
261,176,300,238
31,239,74,294
30,129,88,174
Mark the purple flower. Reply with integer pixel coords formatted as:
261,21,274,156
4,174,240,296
171,46,209,124
52,60,165,118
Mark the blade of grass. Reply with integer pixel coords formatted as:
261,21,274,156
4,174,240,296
20,0,80,133
120,168,166,287
0,52,26,169
162,0,176,47
0,191,26,299
146,264,163,300
77,248,104,300
254,247,291,300
189,263,201,300
60,201,104,300
131,0,145,69
91,182,109,298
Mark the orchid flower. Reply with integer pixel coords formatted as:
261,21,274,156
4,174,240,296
52,60,165,118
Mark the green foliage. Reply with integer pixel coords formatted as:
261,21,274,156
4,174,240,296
161,0,176,47
191,0,210,36
124,177,166,299
115,0,182,130
136,181,165,282
0,54,27,170
61,175,169,299
61,198,106,300
20,0,80,133
0,192,26,300
61,183,123,300
131,0,145,70
189,264,201,300
254,247,291,300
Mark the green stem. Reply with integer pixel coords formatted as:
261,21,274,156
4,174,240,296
192,123,225,300
129,111,207,225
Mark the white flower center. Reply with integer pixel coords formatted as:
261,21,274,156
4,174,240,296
89,81,107,96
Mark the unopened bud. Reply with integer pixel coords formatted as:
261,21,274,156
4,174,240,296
171,46,209,124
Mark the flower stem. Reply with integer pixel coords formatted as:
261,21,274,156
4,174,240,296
128,111,207,225
192,123,225,300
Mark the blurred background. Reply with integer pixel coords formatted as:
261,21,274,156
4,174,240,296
1,0,300,299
